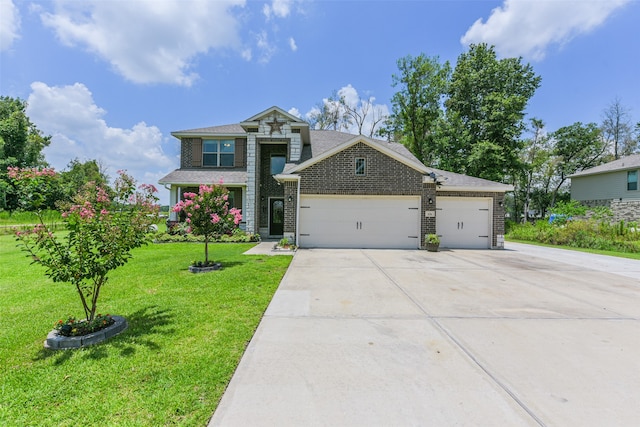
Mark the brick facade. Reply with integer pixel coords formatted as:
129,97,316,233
164,110,511,249
294,142,436,247
180,138,198,168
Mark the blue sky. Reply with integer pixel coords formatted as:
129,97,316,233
1,0,638,204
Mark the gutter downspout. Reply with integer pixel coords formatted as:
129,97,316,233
295,176,301,246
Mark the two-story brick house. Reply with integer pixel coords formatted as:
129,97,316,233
159,106,512,249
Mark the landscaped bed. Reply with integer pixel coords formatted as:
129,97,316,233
0,235,291,426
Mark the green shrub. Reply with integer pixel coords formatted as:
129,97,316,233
507,217,640,253
154,230,259,244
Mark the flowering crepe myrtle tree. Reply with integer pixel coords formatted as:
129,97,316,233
172,183,242,264
12,168,159,322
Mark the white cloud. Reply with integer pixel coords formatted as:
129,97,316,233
256,30,276,63
0,0,20,51
461,0,630,60
288,107,301,118
288,37,298,52
40,0,246,86
263,0,293,20
26,82,176,203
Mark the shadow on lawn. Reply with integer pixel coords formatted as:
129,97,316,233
183,259,252,272
34,305,175,364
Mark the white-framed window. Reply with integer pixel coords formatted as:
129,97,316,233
203,139,234,167
627,170,637,191
355,157,366,176
270,155,286,175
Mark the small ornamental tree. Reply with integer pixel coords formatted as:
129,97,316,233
11,168,159,322
172,183,242,264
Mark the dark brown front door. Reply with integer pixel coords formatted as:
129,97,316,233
269,198,284,236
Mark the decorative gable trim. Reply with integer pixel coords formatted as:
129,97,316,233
241,106,306,124
289,136,430,175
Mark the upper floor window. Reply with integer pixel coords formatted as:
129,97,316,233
203,139,234,167
270,155,286,175
628,170,637,191
355,158,366,176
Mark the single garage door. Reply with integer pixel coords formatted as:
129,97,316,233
298,195,420,249
436,197,491,249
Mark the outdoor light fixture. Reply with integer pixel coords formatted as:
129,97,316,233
498,201,503,207
288,195,293,202
428,198,433,204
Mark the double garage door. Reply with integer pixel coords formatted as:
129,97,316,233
436,197,492,249
298,195,420,249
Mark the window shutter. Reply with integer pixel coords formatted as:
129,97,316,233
192,138,202,167
235,138,246,167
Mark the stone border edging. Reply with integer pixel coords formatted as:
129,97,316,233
44,315,128,350
189,263,222,273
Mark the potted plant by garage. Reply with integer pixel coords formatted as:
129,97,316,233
425,234,440,252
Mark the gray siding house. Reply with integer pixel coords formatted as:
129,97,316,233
570,154,640,222
159,106,513,249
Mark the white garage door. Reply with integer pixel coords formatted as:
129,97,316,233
436,197,491,249
298,195,421,249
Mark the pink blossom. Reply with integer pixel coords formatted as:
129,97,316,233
211,213,220,224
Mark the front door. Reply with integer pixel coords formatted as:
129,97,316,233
269,198,284,236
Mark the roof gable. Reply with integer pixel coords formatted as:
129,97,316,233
289,135,429,174
242,106,306,124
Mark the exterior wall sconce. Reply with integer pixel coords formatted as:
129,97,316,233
428,198,433,204
288,195,293,202
498,201,503,207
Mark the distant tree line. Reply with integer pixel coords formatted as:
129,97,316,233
0,96,109,212
309,43,640,221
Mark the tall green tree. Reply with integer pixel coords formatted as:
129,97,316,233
0,96,51,167
60,158,110,201
439,44,541,181
0,96,52,210
386,54,451,164
516,118,552,222
550,122,607,206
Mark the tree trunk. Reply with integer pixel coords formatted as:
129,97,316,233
204,235,209,263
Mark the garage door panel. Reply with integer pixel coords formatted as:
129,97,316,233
299,196,420,249
437,197,491,249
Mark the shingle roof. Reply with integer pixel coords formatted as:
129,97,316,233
570,154,640,178
165,121,512,191
158,169,247,186
430,167,513,191
306,130,420,162
172,124,245,136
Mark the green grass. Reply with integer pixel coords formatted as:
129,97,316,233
506,238,640,260
0,210,65,236
0,235,292,426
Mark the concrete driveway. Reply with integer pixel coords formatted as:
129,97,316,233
210,243,640,427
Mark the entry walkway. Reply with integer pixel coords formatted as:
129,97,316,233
211,244,640,426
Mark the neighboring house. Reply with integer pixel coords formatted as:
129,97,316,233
159,106,512,249
570,154,640,222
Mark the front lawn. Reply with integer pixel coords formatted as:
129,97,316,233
0,236,291,426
